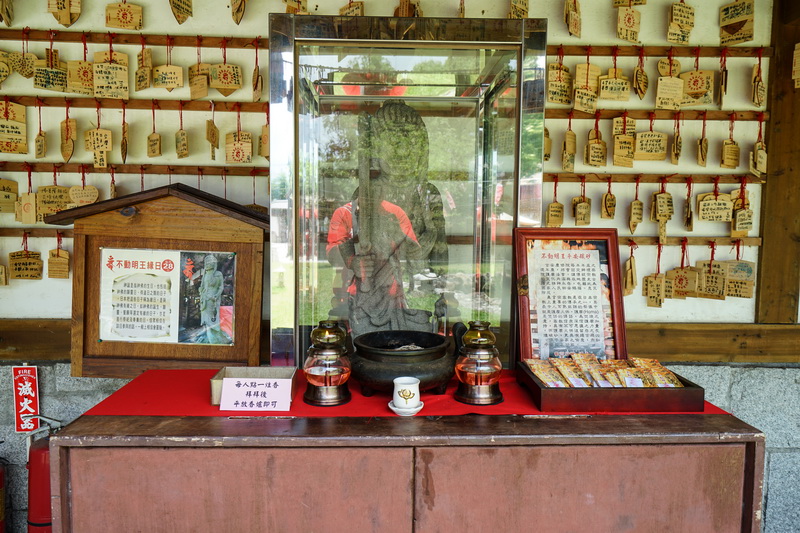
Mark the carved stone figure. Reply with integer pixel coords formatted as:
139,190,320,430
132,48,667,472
199,254,230,343
327,100,448,337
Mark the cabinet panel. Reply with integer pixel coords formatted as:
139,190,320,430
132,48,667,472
51,414,764,533
64,447,413,533
415,444,746,533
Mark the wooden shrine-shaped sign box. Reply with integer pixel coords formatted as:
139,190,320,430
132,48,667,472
46,184,269,378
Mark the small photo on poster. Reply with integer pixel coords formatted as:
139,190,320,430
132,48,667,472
178,252,236,345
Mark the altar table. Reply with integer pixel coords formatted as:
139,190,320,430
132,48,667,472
50,370,764,533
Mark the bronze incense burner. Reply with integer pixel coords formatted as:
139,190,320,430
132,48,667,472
351,329,456,396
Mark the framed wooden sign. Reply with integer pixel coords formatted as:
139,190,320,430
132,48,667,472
45,184,269,378
514,228,627,362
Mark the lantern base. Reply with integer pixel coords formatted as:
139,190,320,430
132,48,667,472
454,382,503,405
303,383,351,406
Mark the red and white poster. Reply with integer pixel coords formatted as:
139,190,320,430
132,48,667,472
13,365,40,433
99,248,236,345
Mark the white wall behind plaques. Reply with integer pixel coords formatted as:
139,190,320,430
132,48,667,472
0,0,774,322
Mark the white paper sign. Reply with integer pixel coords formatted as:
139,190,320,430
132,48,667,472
528,246,608,359
99,249,181,343
220,377,293,411
99,248,236,345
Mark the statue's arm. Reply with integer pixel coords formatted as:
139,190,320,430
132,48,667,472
326,205,356,268
212,272,225,299
403,183,448,268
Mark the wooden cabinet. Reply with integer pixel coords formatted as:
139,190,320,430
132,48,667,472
51,414,764,533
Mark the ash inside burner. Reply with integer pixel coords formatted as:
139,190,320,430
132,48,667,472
390,343,425,351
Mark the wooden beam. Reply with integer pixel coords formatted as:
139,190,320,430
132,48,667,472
626,323,800,363
545,109,766,121
2,320,799,364
6,95,268,114
79,357,246,379
0,162,268,177
625,237,761,247
781,0,800,24
0,28,267,50
545,45,772,58
0,319,272,365
757,1,800,323
0,320,71,361
0,229,74,238
546,173,764,184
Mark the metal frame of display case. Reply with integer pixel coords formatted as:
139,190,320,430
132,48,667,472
269,14,547,365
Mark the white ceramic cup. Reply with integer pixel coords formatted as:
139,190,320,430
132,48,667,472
392,377,421,408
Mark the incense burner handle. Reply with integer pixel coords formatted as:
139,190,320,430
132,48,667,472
451,321,467,356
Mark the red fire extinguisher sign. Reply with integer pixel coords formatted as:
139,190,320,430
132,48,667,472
13,365,40,433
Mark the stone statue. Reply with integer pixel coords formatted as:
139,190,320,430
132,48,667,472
327,100,448,338
198,254,230,343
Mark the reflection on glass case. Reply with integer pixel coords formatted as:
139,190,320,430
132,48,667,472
269,15,547,366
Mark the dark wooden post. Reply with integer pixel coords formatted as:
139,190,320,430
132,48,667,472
757,0,800,323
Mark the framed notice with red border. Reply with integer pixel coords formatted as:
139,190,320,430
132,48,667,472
514,228,627,362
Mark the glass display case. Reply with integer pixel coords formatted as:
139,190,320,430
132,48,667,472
269,14,547,365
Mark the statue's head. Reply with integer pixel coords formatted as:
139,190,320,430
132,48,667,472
203,254,218,272
372,100,428,182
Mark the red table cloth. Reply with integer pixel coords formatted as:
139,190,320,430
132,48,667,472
85,369,727,418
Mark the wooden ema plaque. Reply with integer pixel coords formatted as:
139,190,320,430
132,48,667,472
9,250,44,279
209,64,242,96
0,100,27,154
67,60,93,95
105,2,143,30
48,249,70,279
0,177,17,212
0,60,9,87
516,361,705,412
49,0,81,27
170,0,192,23
93,51,129,100
44,183,269,378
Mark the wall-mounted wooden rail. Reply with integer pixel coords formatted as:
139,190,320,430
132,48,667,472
546,173,765,184
0,228,74,238
9,98,762,119
545,45,773,58
4,96,268,114
626,236,761,247
0,29,267,50
3,231,759,247
0,162,269,176
0,30,771,58
545,109,768,120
